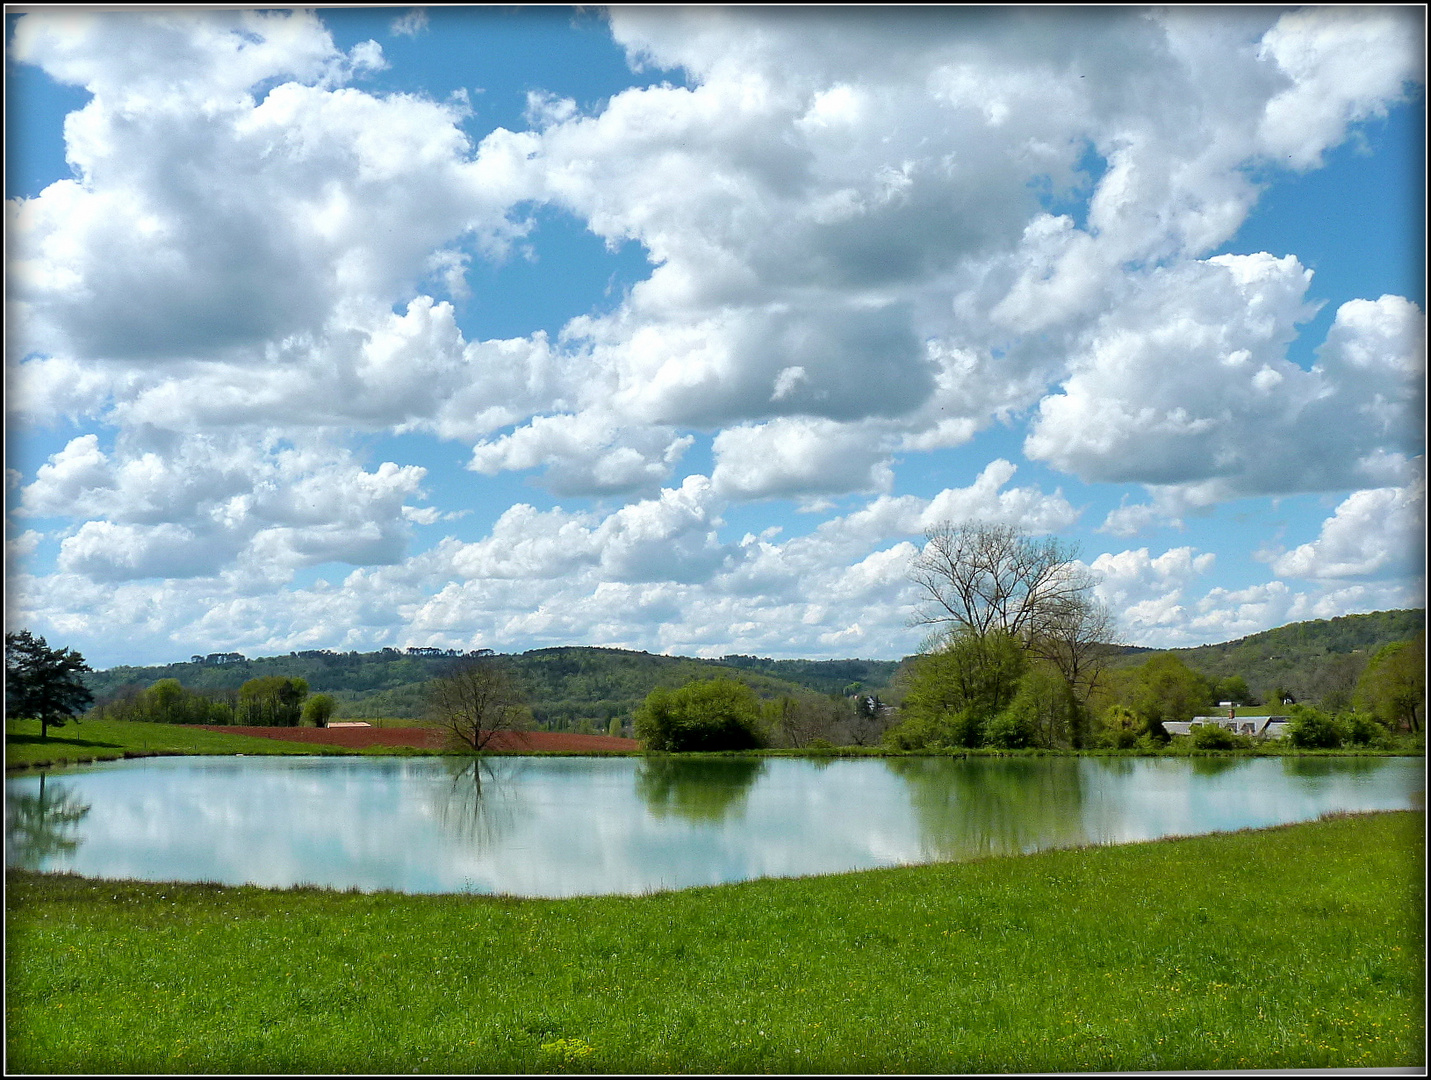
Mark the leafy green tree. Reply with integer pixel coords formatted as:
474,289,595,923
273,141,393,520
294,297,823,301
1285,704,1349,749
145,679,187,723
991,661,1083,749
1212,675,1253,706
303,693,337,728
1354,633,1424,732
1110,653,1216,739
890,630,1027,749
1344,710,1391,748
91,679,234,725
1097,703,1143,749
237,675,309,726
634,679,767,752
983,703,1036,749
5,631,94,739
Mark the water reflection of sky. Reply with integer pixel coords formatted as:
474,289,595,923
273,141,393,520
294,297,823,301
5,755,1423,897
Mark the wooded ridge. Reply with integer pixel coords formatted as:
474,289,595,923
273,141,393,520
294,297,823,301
81,608,1423,726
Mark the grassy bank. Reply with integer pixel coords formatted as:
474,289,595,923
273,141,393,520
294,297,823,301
6,811,1422,1074
2,718,425,770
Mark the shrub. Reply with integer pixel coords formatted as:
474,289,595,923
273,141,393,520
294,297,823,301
984,705,1035,749
634,679,767,752
882,711,949,751
1344,710,1391,748
1285,704,1349,749
1189,723,1250,751
303,693,337,728
1098,704,1142,749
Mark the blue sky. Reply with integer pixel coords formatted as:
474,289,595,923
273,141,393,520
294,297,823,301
5,6,1425,669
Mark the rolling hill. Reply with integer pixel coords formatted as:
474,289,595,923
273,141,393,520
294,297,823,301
84,646,899,730
1105,608,1424,704
82,608,1422,725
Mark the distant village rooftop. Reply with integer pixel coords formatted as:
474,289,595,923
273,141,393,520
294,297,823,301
1163,704,1291,740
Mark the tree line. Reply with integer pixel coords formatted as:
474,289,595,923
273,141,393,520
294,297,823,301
87,675,337,728
880,524,1423,752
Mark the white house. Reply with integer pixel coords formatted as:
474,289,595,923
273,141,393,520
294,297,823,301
1163,706,1291,740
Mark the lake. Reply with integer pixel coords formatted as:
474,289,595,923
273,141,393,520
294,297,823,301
6,754,1423,897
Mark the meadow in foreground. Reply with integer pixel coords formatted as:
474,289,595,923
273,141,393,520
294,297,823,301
6,811,1423,1074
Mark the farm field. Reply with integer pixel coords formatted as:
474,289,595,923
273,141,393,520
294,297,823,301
3,718,364,771
202,725,641,753
6,811,1423,1074
3,719,638,770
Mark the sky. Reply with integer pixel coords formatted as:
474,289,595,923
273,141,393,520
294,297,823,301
4,5,1426,671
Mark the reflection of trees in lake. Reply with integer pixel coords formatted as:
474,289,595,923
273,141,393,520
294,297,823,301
430,759,528,849
634,758,767,823
884,757,1088,860
6,774,91,870
1187,756,1247,779
1089,756,1135,777
1280,756,1385,781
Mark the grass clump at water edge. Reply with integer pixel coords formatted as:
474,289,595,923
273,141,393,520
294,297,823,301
6,810,1423,1074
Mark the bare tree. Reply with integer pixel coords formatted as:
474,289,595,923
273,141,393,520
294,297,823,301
1026,590,1119,706
841,693,893,746
769,694,845,748
909,523,1091,641
909,522,1118,707
426,658,529,752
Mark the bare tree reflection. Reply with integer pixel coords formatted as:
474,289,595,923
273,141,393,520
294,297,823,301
431,758,528,849
6,774,91,870
635,758,767,823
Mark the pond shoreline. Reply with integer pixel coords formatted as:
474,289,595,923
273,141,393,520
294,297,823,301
6,714,1423,772
6,739,1423,773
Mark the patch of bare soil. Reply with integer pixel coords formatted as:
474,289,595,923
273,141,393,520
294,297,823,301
201,725,639,752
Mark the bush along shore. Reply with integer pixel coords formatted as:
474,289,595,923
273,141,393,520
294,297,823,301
6,811,1424,1074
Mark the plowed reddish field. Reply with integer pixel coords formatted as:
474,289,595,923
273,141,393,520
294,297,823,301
200,726,639,753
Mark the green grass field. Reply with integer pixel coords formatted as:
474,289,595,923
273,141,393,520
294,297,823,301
2,718,438,770
5,811,1422,1074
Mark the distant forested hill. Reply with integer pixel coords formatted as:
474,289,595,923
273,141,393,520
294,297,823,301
713,655,900,696
1106,608,1425,704
84,645,893,729
82,608,1421,725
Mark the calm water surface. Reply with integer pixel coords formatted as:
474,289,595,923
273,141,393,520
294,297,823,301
6,755,1423,896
